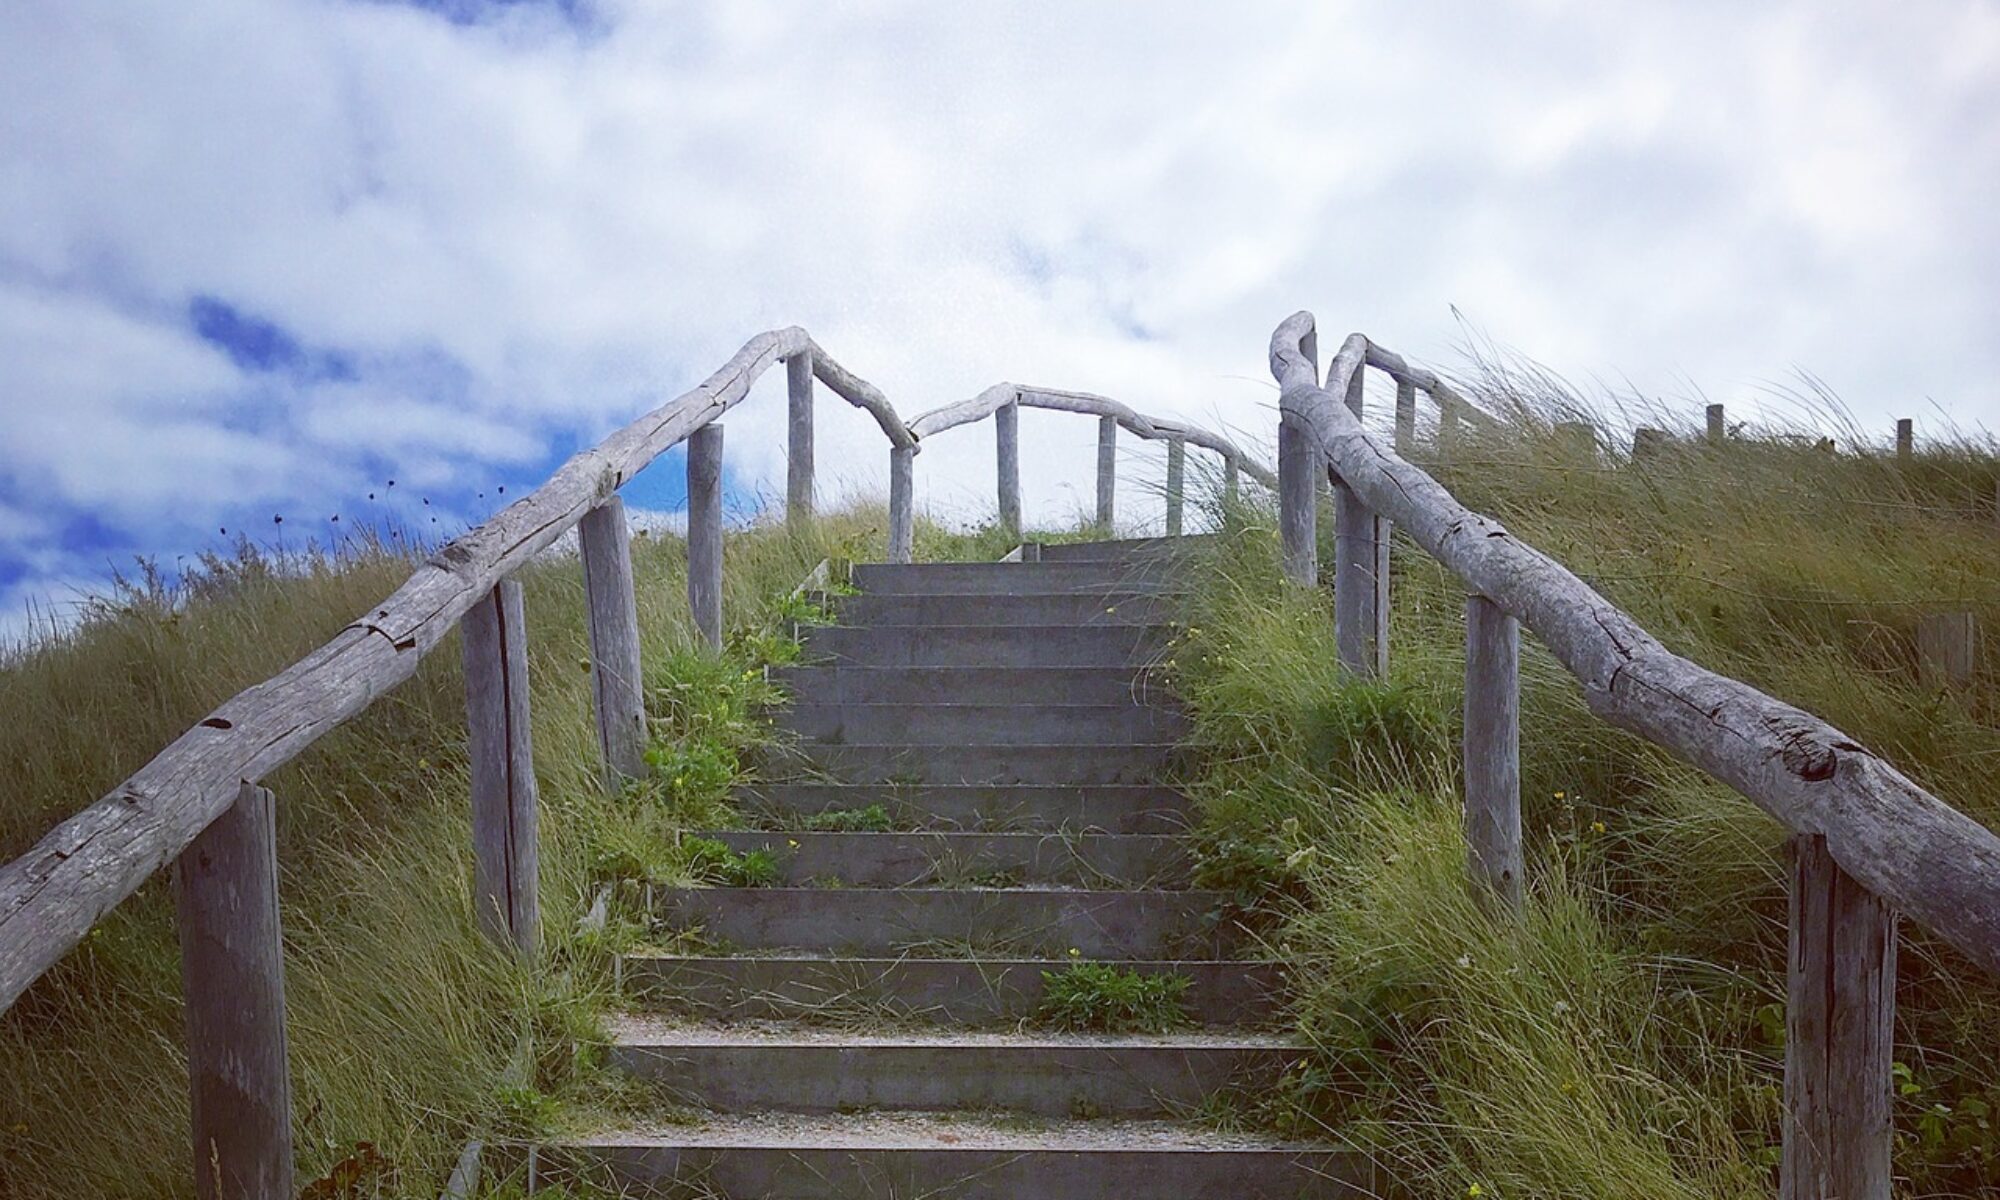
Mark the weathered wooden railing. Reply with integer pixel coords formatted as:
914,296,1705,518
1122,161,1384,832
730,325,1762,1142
903,384,1275,550
1270,310,1999,1200
0,326,1264,1199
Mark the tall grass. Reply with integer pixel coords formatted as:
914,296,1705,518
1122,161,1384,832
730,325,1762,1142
1173,375,2000,1197
0,501,1016,1198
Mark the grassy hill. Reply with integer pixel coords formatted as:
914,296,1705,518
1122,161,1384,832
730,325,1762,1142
0,376,1994,1197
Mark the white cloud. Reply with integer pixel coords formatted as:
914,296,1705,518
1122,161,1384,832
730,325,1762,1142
1,0,1996,627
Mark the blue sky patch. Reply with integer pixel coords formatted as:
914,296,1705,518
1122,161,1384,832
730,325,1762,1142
189,296,355,381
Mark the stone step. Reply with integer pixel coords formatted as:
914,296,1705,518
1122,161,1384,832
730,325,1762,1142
801,623,1169,668
653,886,1237,958
1038,534,1216,563
692,830,1189,888
735,784,1190,833
853,560,1181,596
771,703,1186,747
622,955,1283,1026
764,743,1178,786
605,1017,1300,1119
543,1112,1375,1198
769,665,1173,707
831,591,1171,628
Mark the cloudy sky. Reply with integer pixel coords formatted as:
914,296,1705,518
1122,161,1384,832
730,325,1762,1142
3,0,1996,640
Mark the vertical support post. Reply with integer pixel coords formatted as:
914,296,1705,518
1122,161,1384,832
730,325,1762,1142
1438,397,1461,462
687,424,724,649
1333,366,1384,677
1463,597,1522,910
1164,438,1185,537
996,401,1021,539
1782,835,1896,1200
887,444,915,564
176,781,293,1200
1916,611,1977,689
1895,418,1913,462
1279,413,1318,586
786,349,814,527
579,497,646,789
1632,427,1669,461
462,579,540,957
1223,454,1240,504
1706,403,1726,445
1394,379,1417,456
1095,415,1117,535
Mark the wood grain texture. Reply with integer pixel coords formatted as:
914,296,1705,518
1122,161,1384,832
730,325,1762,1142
786,348,814,525
175,781,293,1200
0,326,810,1012
1096,415,1117,534
996,400,1020,538
1279,411,1319,587
579,497,647,788
687,424,724,650
1916,612,1977,689
1782,834,1895,1200
887,444,915,565
1271,310,2000,976
1464,596,1523,910
1165,438,1185,537
463,579,540,957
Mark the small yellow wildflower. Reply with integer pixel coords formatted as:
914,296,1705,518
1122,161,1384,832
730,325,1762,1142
1590,821,1607,835
1553,790,1565,799
1467,1185,1485,1198
787,840,800,849
1068,947,1082,958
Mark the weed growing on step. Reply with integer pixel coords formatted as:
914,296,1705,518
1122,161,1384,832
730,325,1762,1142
798,803,897,832
1036,963,1193,1033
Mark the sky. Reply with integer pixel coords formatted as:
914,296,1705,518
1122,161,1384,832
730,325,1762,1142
3,0,1997,641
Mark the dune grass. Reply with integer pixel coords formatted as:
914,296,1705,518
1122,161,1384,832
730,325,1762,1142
1172,374,2000,1196
0,501,1024,1198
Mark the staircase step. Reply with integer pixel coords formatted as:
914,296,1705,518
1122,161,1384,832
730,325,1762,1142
735,784,1190,833
831,591,1171,628
1039,535,1216,563
770,666,1173,707
765,743,1177,786
802,623,1169,668
853,560,1181,595
772,703,1185,746
545,1112,1375,1198
652,886,1237,958
622,955,1282,1026
692,830,1189,888
605,1017,1299,1118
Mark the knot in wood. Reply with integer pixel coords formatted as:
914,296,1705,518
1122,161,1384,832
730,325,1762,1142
1769,716,1839,782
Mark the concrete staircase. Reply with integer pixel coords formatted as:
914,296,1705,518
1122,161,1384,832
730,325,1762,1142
556,538,1373,1197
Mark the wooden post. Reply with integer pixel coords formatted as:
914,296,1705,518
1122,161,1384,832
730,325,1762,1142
1223,454,1240,505
1631,427,1669,462
687,423,724,649
1165,438,1185,537
1916,612,1977,689
1782,834,1896,1200
176,781,293,1200
1438,398,1461,462
1463,597,1522,909
1333,367,1383,677
888,444,915,565
1394,379,1417,456
579,497,646,789
996,400,1021,539
786,349,814,527
1896,419,1913,462
1706,403,1725,445
1279,412,1318,586
1095,415,1117,535
462,579,540,957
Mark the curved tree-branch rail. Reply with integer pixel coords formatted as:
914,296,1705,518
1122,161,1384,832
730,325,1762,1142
0,328,1267,1018
1270,309,1997,1200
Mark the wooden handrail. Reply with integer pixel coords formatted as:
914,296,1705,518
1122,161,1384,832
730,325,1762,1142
1270,310,2000,975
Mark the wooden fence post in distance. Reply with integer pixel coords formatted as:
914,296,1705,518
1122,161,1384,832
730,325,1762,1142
996,400,1021,540
1916,612,1977,689
1095,415,1117,535
1165,437,1185,537
176,780,294,1200
786,348,814,527
1463,596,1522,909
888,443,915,564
